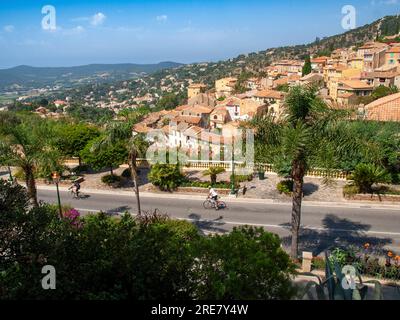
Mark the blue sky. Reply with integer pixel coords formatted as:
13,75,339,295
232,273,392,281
0,0,399,68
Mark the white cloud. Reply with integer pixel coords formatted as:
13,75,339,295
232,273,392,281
371,0,398,5
63,26,85,35
91,12,106,26
3,25,15,33
156,15,168,22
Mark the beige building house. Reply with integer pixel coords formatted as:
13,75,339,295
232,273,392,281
187,83,207,100
210,107,231,129
325,65,362,99
360,70,400,88
253,89,285,105
273,60,304,75
215,77,238,98
336,80,373,100
357,42,388,72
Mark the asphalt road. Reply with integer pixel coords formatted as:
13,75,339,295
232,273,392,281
38,189,400,254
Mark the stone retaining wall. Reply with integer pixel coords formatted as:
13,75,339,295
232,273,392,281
346,193,400,202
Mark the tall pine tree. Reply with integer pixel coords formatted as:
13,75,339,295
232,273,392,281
302,55,312,76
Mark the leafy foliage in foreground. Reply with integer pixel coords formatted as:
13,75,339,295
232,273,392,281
0,180,296,300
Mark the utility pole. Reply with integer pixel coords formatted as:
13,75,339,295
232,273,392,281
52,172,63,218
7,166,13,183
230,135,236,196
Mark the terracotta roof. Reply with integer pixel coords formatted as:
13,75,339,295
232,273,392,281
300,73,324,81
176,105,190,111
339,80,373,90
255,89,284,99
175,116,202,125
133,123,150,134
365,92,400,109
288,74,301,81
358,42,387,50
211,107,228,115
225,97,241,106
142,117,160,125
337,92,355,99
311,56,329,63
273,77,289,86
187,105,214,114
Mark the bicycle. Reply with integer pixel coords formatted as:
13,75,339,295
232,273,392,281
203,197,227,210
69,187,83,200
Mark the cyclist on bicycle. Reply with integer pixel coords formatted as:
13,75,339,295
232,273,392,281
69,181,81,197
208,186,220,210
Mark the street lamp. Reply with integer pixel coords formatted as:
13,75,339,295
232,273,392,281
230,135,236,196
52,172,63,218
7,166,13,183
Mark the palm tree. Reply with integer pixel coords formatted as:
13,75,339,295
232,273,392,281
203,166,226,185
0,113,60,207
93,121,148,214
252,86,357,259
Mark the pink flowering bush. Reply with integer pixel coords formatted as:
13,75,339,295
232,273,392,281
63,209,82,228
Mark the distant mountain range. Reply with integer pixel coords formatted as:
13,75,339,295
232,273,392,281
0,62,183,93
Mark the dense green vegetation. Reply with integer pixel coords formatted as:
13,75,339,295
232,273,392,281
0,113,62,206
155,93,182,110
253,115,400,180
0,180,296,300
66,104,115,124
54,122,100,163
357,85,399,105
0,109,149,206
80,136,128,176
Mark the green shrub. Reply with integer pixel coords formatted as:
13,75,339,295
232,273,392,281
277,180,293,195
343,184,360,197
191,226,296,300
0,181,297,300
203,166,226,185
101,174,122,185
351,163,391,193
231,174,253,183
121,168,132,179
148,163,185,191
